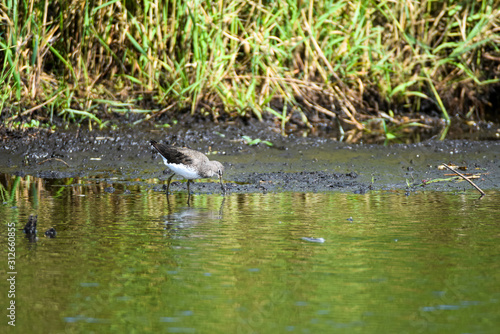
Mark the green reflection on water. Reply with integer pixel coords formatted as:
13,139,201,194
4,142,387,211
0,175,499,333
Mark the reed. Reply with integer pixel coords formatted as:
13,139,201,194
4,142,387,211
1,0,498,142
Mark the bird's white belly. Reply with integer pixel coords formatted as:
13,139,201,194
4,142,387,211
164,160,201,179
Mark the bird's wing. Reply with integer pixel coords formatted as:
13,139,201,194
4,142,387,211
151,140,194,165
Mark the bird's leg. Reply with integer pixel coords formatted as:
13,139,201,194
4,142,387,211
164,173,175,194
219,174,226,195
187,180,192,206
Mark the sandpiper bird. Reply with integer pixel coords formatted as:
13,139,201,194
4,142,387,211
150,140,225,196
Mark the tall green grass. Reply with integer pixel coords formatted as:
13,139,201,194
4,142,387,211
1,0,498,141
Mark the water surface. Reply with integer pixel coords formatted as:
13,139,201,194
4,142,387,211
1,175,499,333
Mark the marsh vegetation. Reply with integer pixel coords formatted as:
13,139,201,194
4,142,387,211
1,0,499,142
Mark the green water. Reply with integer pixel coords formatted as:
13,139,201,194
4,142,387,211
1,175,499,333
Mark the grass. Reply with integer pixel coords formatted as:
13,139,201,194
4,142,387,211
0,0,499,142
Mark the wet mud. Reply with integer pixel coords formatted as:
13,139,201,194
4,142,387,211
1,123,499,194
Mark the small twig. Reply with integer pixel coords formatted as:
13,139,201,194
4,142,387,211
442,163,485,197
37,158,70,167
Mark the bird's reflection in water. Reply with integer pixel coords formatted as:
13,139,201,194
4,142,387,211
161,198,225,236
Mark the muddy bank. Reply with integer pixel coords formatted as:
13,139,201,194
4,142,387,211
0,123,499,194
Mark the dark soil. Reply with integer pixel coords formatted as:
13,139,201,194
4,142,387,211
1,121,499,195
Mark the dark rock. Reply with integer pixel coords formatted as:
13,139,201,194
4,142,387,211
45,228,57,238
23,215,37,234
